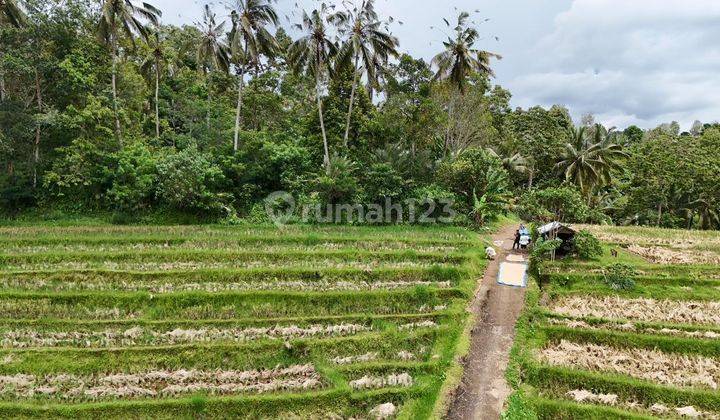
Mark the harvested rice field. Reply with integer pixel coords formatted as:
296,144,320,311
507,225,720,419
0,224,487,419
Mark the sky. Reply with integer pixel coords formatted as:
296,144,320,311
151,0,720,130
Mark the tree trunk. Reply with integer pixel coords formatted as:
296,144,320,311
343,54,360,148
687,211,694,230
316,73,330,174
0,49,5,101
444,93,456,156
657,203,663,226
111,35,122,145
528,166,535,189
206,82,211,130
154,61,160,140
33,67,43,189
233,68,245,152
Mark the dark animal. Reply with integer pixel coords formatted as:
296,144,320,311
610,249,618,258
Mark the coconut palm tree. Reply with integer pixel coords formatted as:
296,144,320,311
431,12,500,94
431,11,500,155
98,0,161,143
288,5,343,173
196,4,230,130
140,31,166,140
556,126,628,199
0,0,27,101
229,0,280,152
486,147,528,176
336,0,398,147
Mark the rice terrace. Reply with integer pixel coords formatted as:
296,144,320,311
0,224,487,418
2,222,719,419
2,0,720,418
509,225,720,419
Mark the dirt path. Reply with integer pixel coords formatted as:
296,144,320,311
446,224,527,420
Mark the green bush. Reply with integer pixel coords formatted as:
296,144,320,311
156,146,232,217
311,155,361,206
603,263,637,290
108,142,158,212
572,230,603,259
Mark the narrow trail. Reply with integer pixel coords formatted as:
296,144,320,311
446,224,527,420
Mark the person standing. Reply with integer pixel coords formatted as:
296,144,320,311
513,230,521,250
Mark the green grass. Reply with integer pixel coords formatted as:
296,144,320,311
0,223,491,418
503,225,720,419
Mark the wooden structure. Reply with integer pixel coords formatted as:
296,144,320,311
537,222,577,258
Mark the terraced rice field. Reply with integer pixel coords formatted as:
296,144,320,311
508,226,720,419
0,225,485,418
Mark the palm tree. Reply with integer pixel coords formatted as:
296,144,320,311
486,147,528,176
229,0,280,152
569,125,587,149
140,31,166,140
431,12,500,94
336,0,398,147
196,4,230,130
288,5,342,173
0,0,27,101
431,12,500,155
98,0,161,143
556,125,628,199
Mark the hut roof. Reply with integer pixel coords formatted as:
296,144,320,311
538,222,576,236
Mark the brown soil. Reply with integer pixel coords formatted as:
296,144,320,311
446,224,527,420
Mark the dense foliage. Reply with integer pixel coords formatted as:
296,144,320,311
571,230,602,260
0,0,718,229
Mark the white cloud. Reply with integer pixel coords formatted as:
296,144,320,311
152,0,719,130
508,0,720,129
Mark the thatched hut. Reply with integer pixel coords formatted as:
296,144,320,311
538,222,576,257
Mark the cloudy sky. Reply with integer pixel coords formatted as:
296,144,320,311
152,0,719,130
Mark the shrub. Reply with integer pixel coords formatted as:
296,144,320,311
362,162,408,205
602,263,637,290
156,146,232,217
311,155,361,206
572,230,603,260
108,142,158,212
43,137,116,208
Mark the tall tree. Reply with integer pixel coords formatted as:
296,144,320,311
140,31,166,140
0,0,27,101
556,124,627,199
336,0,398,147
288,5,342,172
196,4,230,131
97,0,161,143
431,11,500,155
229,0,280,152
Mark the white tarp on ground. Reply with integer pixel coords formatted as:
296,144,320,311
498,262,528,288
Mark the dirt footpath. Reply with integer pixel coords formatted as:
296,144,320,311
446,225,527,420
